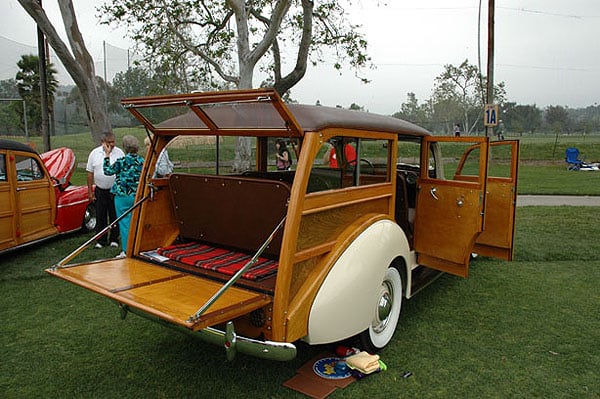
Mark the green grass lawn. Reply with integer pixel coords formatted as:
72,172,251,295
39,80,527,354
2,130,599,397
1,207,598,398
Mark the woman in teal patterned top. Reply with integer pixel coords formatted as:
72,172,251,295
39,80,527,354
103,135,144,256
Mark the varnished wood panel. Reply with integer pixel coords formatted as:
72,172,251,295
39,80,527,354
474,180,516,260
0,186,15,248
298,193,391,250
49,258,272,331
16,181,56,242
414,183,482,265
134,186,179,251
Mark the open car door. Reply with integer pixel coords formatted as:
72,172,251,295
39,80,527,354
465,140,519,260
413,136,489,277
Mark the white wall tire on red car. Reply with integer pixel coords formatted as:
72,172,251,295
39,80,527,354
359,266,402,352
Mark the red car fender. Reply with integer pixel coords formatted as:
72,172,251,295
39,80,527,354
55,185,90,233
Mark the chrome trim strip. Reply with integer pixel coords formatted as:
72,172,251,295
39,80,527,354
57,198,88,209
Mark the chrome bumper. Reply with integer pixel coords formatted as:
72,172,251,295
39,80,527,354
120,304,297,361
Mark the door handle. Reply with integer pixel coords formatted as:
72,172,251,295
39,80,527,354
430,187,439,200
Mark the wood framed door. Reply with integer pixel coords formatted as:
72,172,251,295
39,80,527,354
413,136,489,277
0,151,17,251
470,140,519,260
13,151,57,244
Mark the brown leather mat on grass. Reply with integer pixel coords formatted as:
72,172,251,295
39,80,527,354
283,354,355,399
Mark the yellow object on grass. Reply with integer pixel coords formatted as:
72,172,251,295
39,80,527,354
345,351,381,374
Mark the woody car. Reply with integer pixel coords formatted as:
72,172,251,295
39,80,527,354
0,139,95,255
47,89,519,360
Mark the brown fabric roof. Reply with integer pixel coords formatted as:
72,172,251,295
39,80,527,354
155,103,430,137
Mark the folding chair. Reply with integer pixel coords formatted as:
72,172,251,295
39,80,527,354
565,147,584,170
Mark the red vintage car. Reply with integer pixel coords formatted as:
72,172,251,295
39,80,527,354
0,139,95,254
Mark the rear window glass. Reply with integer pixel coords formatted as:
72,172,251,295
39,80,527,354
153,135,257,175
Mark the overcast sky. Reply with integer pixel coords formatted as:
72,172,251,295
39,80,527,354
1,0,599,115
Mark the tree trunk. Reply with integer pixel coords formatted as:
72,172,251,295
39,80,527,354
18,0,111,144
229,0,254,172
232,65,253,171
273,0,313,95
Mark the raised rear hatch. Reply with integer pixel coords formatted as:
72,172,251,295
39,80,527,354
40,147,75,190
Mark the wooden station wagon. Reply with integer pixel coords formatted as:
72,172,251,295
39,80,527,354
0,139,95,255
47,89,519,361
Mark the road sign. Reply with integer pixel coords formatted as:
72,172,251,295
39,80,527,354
484,104,499,126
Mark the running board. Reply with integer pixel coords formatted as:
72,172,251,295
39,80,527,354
410,266,444,296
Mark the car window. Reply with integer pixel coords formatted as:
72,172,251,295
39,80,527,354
15,155,44,181
397,138,440,181
268,137,298,171
397,139,423,179
397,140,421,169
356,138,391,185
431,140,484,182
0,154,6,182
159,135,258,175
488,143,513,178
308,136,390,193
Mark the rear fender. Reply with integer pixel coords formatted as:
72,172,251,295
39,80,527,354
55,185,89,233
305,219,409,344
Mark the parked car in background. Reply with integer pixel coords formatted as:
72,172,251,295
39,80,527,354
0,139,95,255
47,89,519,361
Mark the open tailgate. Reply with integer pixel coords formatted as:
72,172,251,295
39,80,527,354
47,258,272,331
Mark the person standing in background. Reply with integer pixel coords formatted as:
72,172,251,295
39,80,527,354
103,135,144,257
454,123,462,137
86,131,124,249
323,138,356,169
144,135,174,177
275,139,292,170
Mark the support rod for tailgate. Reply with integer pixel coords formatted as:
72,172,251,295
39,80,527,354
187,216,286,323
51,190,153,269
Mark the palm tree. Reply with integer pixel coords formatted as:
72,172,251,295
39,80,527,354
15,54,58,136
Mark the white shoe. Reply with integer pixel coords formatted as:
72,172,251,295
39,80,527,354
110,241,119,248
115,251,126,259
94,243,103,249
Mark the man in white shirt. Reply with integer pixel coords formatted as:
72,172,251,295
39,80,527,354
144,135,174,178
86,131,125,248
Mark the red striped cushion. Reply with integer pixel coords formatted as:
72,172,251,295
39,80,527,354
157,242,278,281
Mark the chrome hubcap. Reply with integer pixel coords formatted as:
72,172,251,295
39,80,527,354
84,208,96,231
373,281,393,333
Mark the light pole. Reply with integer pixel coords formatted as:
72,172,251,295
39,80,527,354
485,0,496,137
37,0,51,151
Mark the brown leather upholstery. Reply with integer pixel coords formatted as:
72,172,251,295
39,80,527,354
169,174,290,258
